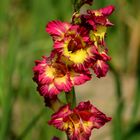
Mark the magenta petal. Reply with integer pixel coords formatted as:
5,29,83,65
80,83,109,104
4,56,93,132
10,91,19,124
54,75,73,92
99,5,115,16
76,101,92,111
38,72,53,84
53,41,64,50
72,71,91,85
49,105,72,130
37,84,60,98
76,101,111,129
101,52,111,61
92,60,109,78
46,20,70,41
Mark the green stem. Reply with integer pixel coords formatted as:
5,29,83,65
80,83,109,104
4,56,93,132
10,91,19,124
16,109,45,140
65,87,76,109
109,63,124,140
129,45,140,128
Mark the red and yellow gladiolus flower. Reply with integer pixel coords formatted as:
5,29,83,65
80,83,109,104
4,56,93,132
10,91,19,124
88,45,111,78
80,5,115,29
49,101,111,140
33,56,72,98
72,5,114,46
33,51,91,98
46,21,95,70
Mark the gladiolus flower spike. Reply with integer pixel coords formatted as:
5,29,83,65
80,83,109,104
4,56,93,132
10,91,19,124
32,1,114,140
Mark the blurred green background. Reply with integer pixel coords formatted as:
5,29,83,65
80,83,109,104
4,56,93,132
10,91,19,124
0,0,140,140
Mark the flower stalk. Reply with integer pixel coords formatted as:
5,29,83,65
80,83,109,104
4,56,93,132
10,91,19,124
65,87,76,109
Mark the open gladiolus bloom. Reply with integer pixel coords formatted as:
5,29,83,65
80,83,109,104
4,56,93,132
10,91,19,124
32,0,115,139
49,101,111,140
33,51,91,98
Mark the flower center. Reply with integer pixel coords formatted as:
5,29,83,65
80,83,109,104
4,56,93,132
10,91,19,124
69,113,80,124
68,37,84,53
52,63,67,78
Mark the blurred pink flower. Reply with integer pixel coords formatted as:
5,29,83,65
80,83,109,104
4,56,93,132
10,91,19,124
52,136,60,140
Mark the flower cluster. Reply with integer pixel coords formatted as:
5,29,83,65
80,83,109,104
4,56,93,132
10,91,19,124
33,1,114,140
33,51,91,98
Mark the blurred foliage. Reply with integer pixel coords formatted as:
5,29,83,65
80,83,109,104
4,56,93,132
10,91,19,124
0,0,140,140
